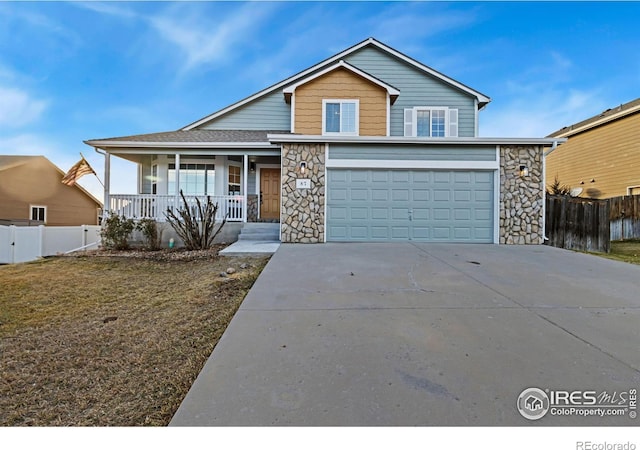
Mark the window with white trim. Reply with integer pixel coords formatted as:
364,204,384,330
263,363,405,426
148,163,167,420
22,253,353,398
322,99,359,135
404,107,458,137
30,205,46,223
168,163,215,195
228,165,241,195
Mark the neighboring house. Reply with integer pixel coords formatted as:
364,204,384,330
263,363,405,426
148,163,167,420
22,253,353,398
0,155,102,226
85,37,561,244
546,98,640,199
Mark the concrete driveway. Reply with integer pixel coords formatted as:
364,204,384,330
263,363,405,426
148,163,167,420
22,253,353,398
170,243,640,426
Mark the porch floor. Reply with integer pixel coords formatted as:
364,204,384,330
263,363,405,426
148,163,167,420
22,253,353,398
218,240,280,257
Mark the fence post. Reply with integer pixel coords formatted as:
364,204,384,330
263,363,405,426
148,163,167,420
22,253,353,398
38,225,45,258
9,225,16,264
82,225,87,248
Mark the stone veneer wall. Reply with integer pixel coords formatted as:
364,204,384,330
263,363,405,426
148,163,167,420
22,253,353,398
247,194,258,222
281,143,325,243
499,145,544,244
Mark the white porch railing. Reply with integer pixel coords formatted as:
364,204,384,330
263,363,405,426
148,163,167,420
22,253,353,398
109,194,244,222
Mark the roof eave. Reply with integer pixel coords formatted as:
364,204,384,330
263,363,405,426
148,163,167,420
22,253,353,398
548,102,640,138
84,140,280,149
267,134,566,146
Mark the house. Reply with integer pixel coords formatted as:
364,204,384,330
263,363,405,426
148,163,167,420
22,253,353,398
546,97,640,199
85,38,562,244
0,155,102,226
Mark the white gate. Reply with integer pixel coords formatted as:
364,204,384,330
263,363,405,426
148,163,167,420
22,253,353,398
0,225,101,264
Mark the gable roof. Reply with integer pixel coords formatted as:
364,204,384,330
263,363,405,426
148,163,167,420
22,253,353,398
0,155,103,207
548,97,640,138
0,155,38,172
182,37,491,131
282,60,400,105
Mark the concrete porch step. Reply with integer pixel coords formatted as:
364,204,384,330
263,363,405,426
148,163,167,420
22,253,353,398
237,223,280,241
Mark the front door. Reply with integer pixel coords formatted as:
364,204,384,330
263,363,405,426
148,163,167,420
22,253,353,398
260,168,281,220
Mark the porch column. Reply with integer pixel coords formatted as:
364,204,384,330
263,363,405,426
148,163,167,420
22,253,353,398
174,153,181,197
104,151,110,214
243,154,248,222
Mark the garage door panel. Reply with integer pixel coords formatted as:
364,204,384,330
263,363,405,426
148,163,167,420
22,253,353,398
454,172,472,183
412,189,429,201
350,189,368,201
392,208,409,220
329,188,348,201
475,208,492,220
454,209,471,220
392,171,410,182
475,190,492,202
350,171,369,183
434,209,451,220
326,169,494,243
474,171,493,183
392,189,409,201
413,208,429,220
454,227,472,240
371,189,388,201
350,207,368,220
454,190,472,201
328,206,348,220
371,227,390,239
434,190,450,201
391,227,410,239
433,227,452,239
434,172,451,183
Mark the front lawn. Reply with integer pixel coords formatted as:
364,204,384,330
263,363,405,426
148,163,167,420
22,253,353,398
0,248,269,426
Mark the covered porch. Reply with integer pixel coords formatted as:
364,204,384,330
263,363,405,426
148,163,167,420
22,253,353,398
84,130,284,224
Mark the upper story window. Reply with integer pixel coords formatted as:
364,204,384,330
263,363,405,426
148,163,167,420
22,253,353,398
322,99,359,135
404,107,458,137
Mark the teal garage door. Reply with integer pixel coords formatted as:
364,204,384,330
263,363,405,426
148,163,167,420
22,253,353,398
327,169,494,242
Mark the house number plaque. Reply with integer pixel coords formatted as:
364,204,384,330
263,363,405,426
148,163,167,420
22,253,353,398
296,179,311,189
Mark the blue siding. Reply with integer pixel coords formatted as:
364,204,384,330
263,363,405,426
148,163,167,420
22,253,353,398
344,47,477,137
201,44,478,136
202,90,291,130
329,144,495,161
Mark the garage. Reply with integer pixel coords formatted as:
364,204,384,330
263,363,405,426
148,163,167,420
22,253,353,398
326,168,495,242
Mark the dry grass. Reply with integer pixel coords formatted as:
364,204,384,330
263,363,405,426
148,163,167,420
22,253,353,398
0,247,269,426
597,240,640,265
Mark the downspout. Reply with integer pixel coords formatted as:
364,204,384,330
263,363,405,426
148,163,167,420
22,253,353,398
541,140,559,242
94,146,110,221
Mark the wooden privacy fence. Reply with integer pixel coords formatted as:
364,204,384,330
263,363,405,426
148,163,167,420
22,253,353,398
609,195,640,240
545,195,610,253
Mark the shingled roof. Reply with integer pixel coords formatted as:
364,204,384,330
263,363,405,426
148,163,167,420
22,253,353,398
548,97,640,138
85,129,291,145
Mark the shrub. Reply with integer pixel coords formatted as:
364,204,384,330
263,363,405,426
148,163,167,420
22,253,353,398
136,218,163,251
164,191,228,250
101,212,136,250
546,175,572,196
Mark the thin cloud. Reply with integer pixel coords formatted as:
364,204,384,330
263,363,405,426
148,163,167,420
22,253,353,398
480,89,607,137
0,86,48,127
72,1,138,20
148,3,278,74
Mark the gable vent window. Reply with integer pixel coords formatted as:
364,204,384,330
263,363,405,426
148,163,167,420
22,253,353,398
322,99,359,135
404,107,458,137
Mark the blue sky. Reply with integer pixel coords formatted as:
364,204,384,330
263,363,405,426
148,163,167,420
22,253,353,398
0,1,638,201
